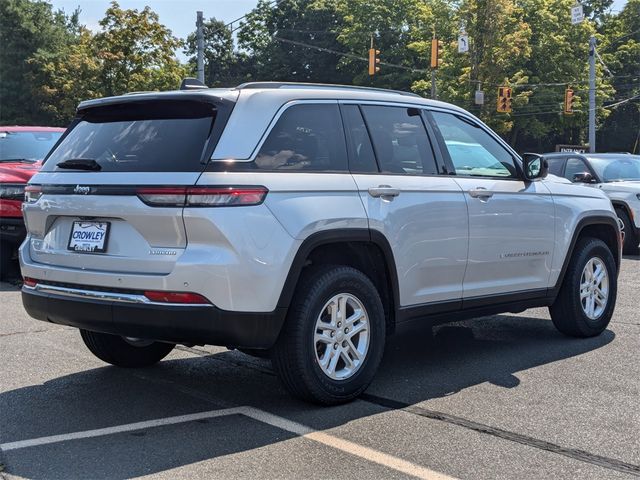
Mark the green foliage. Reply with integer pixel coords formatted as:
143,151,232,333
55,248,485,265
0,0,76,125
1,0,637,152
94,1,186,96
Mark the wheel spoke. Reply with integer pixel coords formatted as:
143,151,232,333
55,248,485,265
340,350,355,370
315,331,334,345
346,339,362,361
327,348,340,374
346,308,365,326
347,321,367,339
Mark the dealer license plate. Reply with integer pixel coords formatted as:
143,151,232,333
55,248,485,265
68,221,110,253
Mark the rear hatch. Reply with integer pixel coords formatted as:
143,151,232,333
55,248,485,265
24,92,236,275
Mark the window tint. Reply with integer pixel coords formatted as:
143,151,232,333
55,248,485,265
545,157,565,176
43,101,216,172
429,111,517,178
565,157,590,181
341,105,377,173
361,105,438,175
255,104,347,171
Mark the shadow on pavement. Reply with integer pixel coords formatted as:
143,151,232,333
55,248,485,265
0,314,615,479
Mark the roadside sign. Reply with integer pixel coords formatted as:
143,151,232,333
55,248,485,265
555,144,588,153
475,90,484,105
571,4,584,24
458,34,469,53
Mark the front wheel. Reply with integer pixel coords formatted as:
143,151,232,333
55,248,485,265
80,330,175,367
272,265,386,405
549,237,617,337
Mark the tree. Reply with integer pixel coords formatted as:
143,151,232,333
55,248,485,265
29,27,102,125
238,0,352,84
598,0,640,152
94,1,187,96
184,17,250,87
0,0,76,125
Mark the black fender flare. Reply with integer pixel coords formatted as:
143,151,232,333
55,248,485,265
276,228,401,316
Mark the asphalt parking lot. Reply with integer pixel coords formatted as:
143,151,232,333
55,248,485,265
0,257,638,480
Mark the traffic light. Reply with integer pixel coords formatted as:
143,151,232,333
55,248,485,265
564,88,574,115
430,39,443,68
368,48,381,76
497,86,512,113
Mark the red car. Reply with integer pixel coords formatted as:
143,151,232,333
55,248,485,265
1,126,65,275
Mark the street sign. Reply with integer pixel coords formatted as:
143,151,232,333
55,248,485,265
555,144,589,153
458,34,469,53
571,4,584,24
475,90,484,105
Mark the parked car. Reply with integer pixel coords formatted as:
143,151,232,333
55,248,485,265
0,126,65,276
20,82,622,404
543,152,640,255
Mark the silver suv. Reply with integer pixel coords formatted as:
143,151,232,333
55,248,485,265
20,82,622,404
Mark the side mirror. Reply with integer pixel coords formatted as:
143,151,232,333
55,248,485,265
522,153,548,181
573,172,595,183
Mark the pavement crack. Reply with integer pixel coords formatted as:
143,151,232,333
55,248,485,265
360,393,640,477
0,328,51,338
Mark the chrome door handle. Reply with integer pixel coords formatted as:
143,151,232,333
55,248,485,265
469,187,494,199
368,185,400,198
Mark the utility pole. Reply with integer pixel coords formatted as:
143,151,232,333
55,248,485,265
588,35,596,153
431,71,436,100
196,11,205,84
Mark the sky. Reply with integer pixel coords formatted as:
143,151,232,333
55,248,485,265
49,0,630,61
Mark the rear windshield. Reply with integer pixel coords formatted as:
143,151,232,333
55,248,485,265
42,101,216,172
0,131,63,162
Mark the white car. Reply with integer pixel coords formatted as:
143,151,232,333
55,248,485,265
20,81,622,404
544,153,640,255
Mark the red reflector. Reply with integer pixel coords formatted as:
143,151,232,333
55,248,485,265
23,277,37,287
143,291,210,304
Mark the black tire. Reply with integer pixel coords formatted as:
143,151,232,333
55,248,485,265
616,209,640,256
80,329,175,367
237,348,271,359
272,265,386,405
549,237,617,337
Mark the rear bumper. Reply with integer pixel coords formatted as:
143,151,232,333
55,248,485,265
0,217,26,245
22,283,286,349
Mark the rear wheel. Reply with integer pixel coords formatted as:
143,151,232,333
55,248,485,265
549,237,617,337
80,330,175,367
616,209,639,256
272,265,385,405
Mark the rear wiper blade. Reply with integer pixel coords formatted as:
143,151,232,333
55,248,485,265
56,158,101,171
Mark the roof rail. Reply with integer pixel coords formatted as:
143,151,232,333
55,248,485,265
235,81,422,98
180,78,208,90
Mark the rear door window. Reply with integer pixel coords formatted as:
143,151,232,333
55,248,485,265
42,101,217,172
254,103,348,171
341,105,378,173
361,105,438,175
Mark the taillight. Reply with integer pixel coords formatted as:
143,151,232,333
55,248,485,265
24,185,42,203
143,290,210,304
137,186,268,207
0,184,26,201
23,277,37,287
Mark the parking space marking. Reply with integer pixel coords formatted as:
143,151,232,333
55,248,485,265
0,406,456,480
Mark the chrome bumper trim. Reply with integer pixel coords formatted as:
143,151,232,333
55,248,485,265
23,283,210,307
